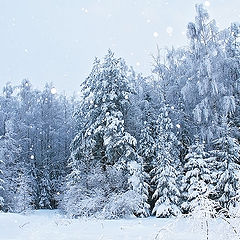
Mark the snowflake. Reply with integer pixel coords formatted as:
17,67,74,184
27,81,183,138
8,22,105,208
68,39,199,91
30,155,35,160
81,7,88,13
166,27,173,36
136,62,140,66
51,87,57,95
12,17,16,27
153,32,159,38
176,124,181,129
204,1,210,7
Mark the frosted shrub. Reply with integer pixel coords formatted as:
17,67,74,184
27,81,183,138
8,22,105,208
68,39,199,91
102,190,142,219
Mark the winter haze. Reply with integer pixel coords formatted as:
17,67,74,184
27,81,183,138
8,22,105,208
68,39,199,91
0,0,239,94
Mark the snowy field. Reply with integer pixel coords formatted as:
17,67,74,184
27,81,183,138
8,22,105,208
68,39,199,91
0,210,239,240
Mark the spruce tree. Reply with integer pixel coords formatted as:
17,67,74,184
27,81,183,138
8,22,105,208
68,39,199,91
128,156,150,217
65,50,141,217
181,138,213,213
212,120,240,209
15,169,34,213
151,104,181,217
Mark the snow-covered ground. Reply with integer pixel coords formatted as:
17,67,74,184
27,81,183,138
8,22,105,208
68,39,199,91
0,210,239,240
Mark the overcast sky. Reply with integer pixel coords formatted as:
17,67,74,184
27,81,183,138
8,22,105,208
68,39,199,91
0,0,239,94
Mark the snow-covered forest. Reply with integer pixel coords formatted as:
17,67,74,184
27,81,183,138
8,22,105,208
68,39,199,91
1,4,240,224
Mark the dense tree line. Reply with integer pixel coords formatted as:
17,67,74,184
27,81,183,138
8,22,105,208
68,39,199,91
0,81,77,212
1,5,240,218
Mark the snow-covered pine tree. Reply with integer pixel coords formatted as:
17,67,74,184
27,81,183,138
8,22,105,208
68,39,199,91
181,137,213,213
99,50,137,170
65,50,142,217
14,169,34,213
128,156,150,217
151,103,181,217
38,167,52,209
137,77,158,172
212,119,240,209
137,87,158,214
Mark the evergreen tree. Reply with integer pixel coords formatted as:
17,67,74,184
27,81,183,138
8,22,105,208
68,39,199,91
181,138,213,213
128,157,150,217
64,50,141,217
212,120,240,209
151,104,181,217
15,169,34,213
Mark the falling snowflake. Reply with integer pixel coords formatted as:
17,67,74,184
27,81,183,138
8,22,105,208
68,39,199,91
146,19,151,24
136,62,140,66
12,17,16,27
51,87,57,94
30,155,35,160
171,106,174,110
81,7,88,13
204,1,210,7
166,26,173,36
176,124,181,129
153,32,159,38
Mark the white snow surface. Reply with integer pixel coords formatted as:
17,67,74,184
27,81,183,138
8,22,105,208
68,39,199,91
0,210,239,240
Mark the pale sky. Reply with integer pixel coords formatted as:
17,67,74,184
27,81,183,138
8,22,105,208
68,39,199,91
0,0,239,94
